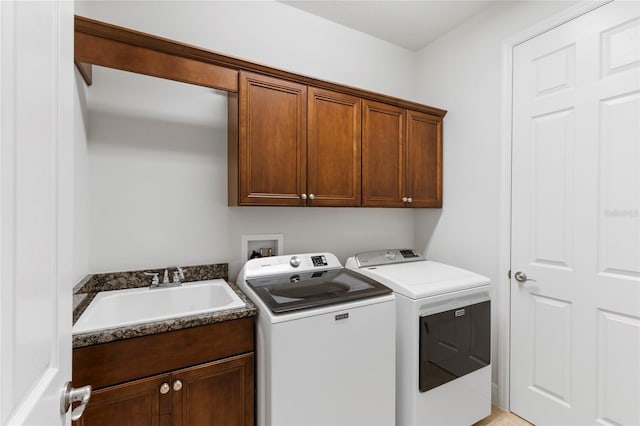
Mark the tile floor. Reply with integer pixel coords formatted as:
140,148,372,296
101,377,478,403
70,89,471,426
473,405,533,426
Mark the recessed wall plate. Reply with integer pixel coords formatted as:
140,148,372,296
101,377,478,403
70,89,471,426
241,233,284,263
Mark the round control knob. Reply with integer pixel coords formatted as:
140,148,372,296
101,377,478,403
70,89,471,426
160,383,170,395
385,250,396,260
290,256,301,267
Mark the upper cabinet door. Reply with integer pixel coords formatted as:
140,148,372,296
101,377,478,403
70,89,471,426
362,100,406,207
307,88,362,207
237,71,307,205
406,110,443,207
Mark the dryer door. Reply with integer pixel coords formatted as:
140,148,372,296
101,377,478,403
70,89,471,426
419,300,490,392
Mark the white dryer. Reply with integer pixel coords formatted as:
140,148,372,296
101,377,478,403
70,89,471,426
346,249,491,426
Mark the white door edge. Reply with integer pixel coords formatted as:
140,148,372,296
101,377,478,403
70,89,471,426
1,1,74,423
496,0,613,411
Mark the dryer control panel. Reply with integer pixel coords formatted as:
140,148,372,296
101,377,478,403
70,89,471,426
354,249,425,268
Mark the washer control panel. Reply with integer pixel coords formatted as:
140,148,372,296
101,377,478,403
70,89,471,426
354,249,424,268
311,255,328,267
243,252,341,278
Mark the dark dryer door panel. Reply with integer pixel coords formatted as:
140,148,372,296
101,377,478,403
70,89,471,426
419,301,490,392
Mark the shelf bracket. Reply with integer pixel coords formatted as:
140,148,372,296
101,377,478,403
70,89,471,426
75,61,92,86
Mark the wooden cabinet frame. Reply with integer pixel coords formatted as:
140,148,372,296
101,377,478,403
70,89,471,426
74,15,446,116
362,101,443,208
73,319,254,426
74,15,447,208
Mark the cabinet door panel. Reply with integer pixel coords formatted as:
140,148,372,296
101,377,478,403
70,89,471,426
406,110,442,207
172,353,254,426
308,88,361,206
75,374,169,426
239,71,306,205
362,100,406,207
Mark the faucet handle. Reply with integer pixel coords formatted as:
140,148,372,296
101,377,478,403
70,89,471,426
172,266,186,283
144,272,160,286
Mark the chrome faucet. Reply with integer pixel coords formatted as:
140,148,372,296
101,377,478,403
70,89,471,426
144,266,185,289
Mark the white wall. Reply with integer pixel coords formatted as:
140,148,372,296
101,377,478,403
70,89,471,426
73,0,91,284
77,1,417,279
82,0,417,100
73,69,90,284
73,0,582,403
411,0,578,397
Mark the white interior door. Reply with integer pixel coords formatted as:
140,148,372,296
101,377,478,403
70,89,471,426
510,1,640,424
1,1,74,424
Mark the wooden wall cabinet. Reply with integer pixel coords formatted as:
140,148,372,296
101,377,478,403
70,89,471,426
75,16,446,209
229,71,307,206
362,100,406,207
307,87,361,207
405,110,443,207
229,72,362,207
362,100,442,208
73,318,254,426
231,79,442,209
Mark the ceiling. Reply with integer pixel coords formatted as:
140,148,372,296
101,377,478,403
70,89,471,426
281,1,497,51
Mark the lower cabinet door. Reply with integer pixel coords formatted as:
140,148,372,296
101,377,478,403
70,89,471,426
172,353,254,426
75,374,171,426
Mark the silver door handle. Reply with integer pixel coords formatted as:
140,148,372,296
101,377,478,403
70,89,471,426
514,271,536,283
308,193,315,200
300,193,307,200
61,382,92,421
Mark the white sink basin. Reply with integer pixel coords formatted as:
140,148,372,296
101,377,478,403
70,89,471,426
73,279,245,334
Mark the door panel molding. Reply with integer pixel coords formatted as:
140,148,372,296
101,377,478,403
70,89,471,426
497,0,614,411
507,1,639,423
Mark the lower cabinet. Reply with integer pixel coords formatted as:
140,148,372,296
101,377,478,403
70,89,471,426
72,318,254,426
76,354,253,426
172,354,253,426
75,374,167,426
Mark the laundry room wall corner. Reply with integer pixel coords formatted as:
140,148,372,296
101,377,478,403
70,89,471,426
411,0,580,406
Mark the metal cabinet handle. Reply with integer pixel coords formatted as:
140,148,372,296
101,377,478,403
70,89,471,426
308,193,315,200
402,197,408,202
514,271,536,283
173,380,183,391
60,382,92,421
160,383,170,394
407,197,413,203
300,193,307,200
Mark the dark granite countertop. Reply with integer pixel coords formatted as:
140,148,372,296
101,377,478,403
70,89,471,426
72,264,256,349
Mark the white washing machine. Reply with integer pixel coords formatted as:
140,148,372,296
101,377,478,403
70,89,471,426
346,249,491,426
236,252,396,426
